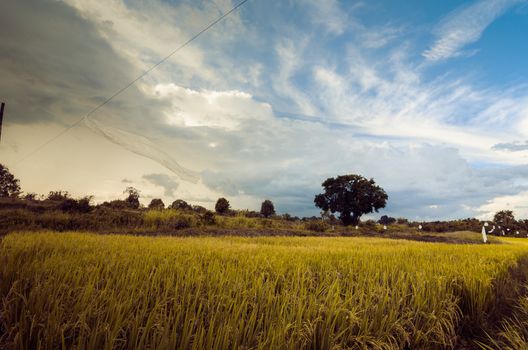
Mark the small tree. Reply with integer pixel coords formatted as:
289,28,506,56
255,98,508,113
314,174,388,226
260,199,275,218
148,198,165,210
494,210,516,230
215,197,230,215
124,187,140,209
0,164,21,198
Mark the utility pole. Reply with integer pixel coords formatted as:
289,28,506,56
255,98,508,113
0,102,4,143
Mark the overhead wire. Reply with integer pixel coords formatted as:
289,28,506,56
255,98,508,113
16,0,251,164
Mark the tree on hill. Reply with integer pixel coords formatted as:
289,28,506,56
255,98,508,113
124,187,140,209
215,197,230,214
314,174,388,226
260,199,275,218
148,198,165,210
0,164,21,198
493,210,516,229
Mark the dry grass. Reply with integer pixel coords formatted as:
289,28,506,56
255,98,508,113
2,232,528,349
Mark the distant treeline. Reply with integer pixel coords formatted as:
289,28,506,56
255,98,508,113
1,193,527,238
1,163,527,237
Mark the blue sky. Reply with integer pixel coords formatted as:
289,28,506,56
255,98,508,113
1,0,528,220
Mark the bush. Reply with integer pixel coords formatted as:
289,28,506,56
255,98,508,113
378,215,396,225
201,211,216,225
23,193,39,201
171,216,192,230
99,200,129,210
148,198,165,210
396,218,409,225
58,197,93,213
169,199,192,210
47,191,70,201
304,220,328,232
240,210,260,218
259,219,273,229
192,205,207,214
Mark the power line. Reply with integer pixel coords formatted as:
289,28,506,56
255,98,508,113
16,0,251,164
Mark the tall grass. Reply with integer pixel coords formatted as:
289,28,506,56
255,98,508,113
2,233,528,349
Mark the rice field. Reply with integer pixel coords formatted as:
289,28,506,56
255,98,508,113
2,232,528,349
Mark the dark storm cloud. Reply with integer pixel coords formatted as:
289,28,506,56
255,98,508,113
0,0,141,125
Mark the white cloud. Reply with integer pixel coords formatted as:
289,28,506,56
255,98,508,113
306,43,528,165
476,191,528,219
151,84,273,130
272,39,319,116
423,0,521,61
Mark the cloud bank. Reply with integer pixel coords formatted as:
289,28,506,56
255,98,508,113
1,0,528,219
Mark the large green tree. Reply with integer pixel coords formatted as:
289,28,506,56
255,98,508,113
314,174,388,226
0,164,21,198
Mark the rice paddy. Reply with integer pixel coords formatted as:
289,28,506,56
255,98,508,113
2,232,528,349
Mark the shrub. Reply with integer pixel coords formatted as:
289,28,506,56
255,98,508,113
171,216,192,230
148,198,165,210
192,205,207,214
378,215,396,225
396,218,409,225
169,199,192,210
240,210,260,218
47,191,70,201
58,197,93,213
304,220,328,232
201,211,216,225
23,193,39,201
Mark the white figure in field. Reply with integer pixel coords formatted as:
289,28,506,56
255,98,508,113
418,225,422,230
383,225,387,230
481,225,488,243
355,225,359,230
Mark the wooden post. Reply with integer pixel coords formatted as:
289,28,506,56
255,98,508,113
0,102,4,142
